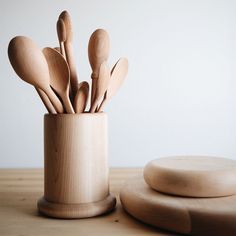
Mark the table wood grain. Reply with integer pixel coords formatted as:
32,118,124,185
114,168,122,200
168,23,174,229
0,168,175,236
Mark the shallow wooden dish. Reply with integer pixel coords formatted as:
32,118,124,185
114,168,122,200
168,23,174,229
144,156,236,197
120,177,236,235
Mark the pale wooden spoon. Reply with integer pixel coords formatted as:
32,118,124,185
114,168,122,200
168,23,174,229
98,58,128,112
59,11,78,101
8,36,64,113
74,81,89,113
90,61,110,113
56,18,66,58
43,47,74,114
88,29,110,106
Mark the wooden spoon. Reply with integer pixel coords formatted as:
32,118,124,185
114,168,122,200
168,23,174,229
98,58,128,112
8,36,64,113
42,47,74,114
74,81,89,113
90,61,110,113
88,29,110,106
56,18,66,57
59,11,78,101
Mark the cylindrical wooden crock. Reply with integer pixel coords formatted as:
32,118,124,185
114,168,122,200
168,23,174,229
37,113,116,218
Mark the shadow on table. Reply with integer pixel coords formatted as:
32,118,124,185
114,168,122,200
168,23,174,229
7,192,178,235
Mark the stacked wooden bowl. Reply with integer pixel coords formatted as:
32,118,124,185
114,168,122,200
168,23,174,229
120,156,236,235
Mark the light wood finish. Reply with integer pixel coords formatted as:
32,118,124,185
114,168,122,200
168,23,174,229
38,194,115,219
144,156,236,197
56,18,66,57
8,36,64,113
59,11,78,100
90,61,110,113
88,29,110,106
120,177,236,236
0,168,173,236
35,88,56,114
98,58,128,112
54,47,61,53
38,113,115,218
74,81,89,113
43,47,74,114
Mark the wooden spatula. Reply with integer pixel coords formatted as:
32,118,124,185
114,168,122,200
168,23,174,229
74,81,89,113
98,58,128,112
90,61,110,113
43,47,74,114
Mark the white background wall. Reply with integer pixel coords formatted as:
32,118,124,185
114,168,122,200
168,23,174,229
1,0,236,167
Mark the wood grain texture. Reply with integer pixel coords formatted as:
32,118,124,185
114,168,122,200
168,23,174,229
144,156,236,197
39,113,114,218
120,177,236,236
0,168,173,236
38,194,116,219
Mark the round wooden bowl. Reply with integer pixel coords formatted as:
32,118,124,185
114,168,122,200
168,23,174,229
144,156,236,197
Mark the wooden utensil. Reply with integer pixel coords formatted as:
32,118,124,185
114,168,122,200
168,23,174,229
8,36,64,113
35,88,56,114
144,156,236,197
43,47,74,114
56,18,66,57
59,11,78,101
98,58,128,112
88,29,110,106
74,81,89,113
54,47,61,53
120,177,236,235
90,61,110,113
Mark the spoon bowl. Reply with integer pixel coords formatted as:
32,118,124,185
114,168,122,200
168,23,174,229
8,36,64,113
88,29,110,105
43,47,74,114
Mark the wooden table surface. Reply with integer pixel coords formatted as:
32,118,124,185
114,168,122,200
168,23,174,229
0,168,175,236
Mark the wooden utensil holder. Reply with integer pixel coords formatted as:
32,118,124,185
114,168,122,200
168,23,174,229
37,113,116,218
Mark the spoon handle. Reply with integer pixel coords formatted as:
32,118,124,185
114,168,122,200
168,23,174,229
35,87,56,114
97,97,107,112
64,42,78,101
61,94,75,114
44,87,64,113
91,77,97,106
59,42,66,58
90,98,99,113
74,82,89,114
